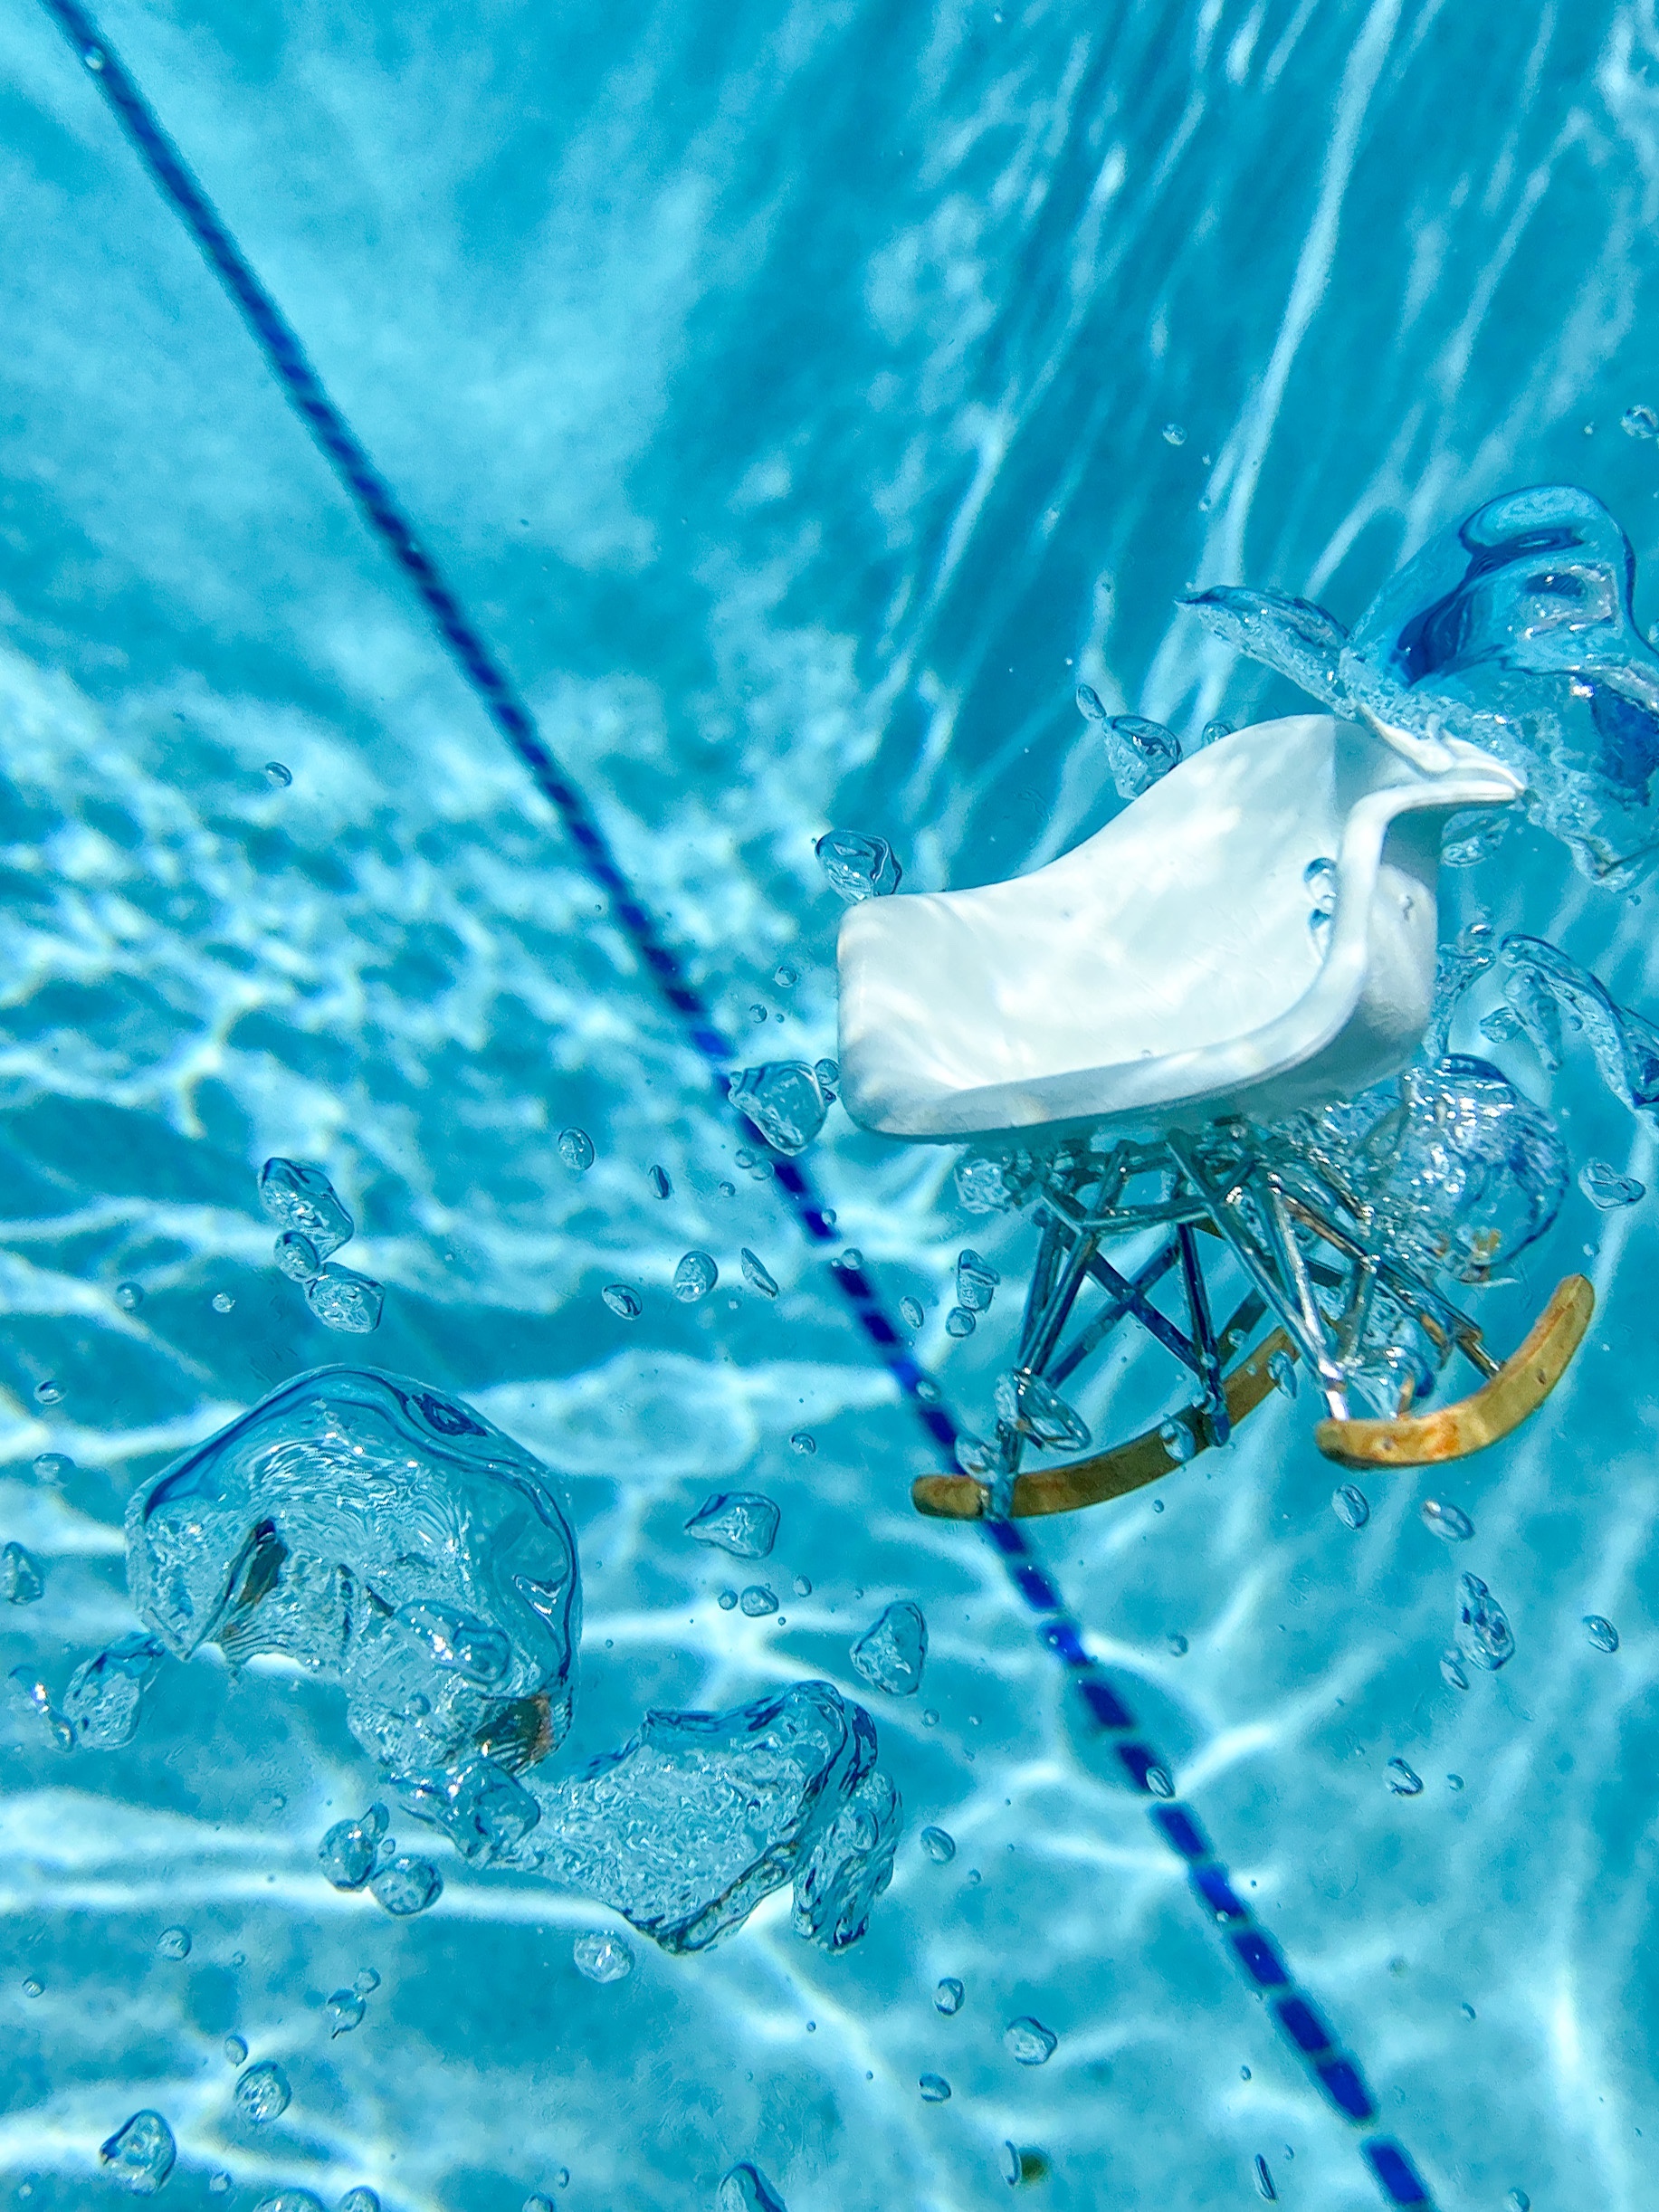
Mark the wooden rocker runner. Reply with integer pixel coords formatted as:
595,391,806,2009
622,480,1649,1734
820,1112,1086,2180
833,709,1593,1521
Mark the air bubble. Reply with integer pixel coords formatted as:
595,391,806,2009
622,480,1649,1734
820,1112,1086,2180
1003,2017,1057,2065
558,1129,595,1173
672,1251,718,1302
233,2060,291,2124
1420,1499,1473,1542
573,1931,634,1983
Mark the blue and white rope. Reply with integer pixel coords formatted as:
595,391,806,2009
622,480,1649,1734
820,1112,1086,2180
35,6,1433,2199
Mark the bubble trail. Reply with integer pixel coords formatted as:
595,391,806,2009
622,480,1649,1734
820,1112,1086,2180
41,16,1437,2201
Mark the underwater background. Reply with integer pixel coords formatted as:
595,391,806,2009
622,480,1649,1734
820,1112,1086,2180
4,0,1659,2206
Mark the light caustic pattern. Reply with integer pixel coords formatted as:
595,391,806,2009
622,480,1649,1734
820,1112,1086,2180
5,1,1659,2210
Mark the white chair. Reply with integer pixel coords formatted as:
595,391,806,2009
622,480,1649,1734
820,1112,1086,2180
838,712,1521,1143
830,712,1594,1515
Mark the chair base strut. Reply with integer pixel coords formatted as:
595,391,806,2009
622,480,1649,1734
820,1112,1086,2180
911,1124,1594,1524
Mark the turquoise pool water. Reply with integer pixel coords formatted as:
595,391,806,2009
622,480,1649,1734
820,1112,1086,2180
4,3,1659,2207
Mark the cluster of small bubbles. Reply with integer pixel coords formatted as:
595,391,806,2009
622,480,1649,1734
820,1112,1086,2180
212,1291,236,1313
789,1428,816,1454
1268,1348,1297,1397
263,759,294,786
1584,1615,1620,1653
1,1544,44,1604
733,1148,773,1183
234,2060,291,2124
558,1128,595,1173
33,1379,62,1406
900,1295,925,1329
1331,1484,1369,1530
739,1585,777,1617
920,1826,957,1864
155,1926,191,1960
934,1976,965,2015
99,2110,176,2197
672,1251,718,1301
648,1165,672,1199
1004,2017,1057,2065
115,1282,144,1311
919,2073,952,2102
1420,1498,1473,1542
602,1283,642,1319
791,1574,811,1597
739,1248,778,1298
573,1931,634,1983
370,1854,442,1917
1386,1758,1424,1797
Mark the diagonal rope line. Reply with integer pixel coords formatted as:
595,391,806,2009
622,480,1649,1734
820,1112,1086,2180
34,5,1435,2201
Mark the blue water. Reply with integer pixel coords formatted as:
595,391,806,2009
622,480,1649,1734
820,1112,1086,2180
4,1,1659,2206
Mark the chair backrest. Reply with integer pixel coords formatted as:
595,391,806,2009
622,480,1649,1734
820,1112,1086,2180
836,713,1521,1144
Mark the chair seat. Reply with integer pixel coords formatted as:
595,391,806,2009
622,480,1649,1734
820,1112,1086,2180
836,713,1522,1143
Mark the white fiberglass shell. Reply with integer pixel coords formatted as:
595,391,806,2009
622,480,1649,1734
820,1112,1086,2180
836,713,1523,1142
